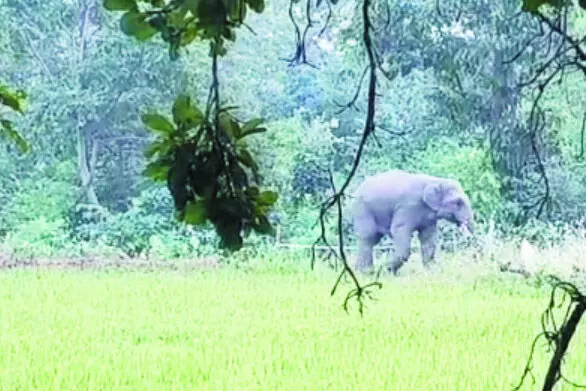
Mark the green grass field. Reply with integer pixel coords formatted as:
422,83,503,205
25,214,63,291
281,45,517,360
0,258,584,390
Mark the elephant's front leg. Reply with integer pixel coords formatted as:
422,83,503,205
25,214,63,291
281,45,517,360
388,224,413,275
356,237,380,273
418,223,437,267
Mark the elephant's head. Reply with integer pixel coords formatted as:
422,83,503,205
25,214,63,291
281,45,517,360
422,180,474,235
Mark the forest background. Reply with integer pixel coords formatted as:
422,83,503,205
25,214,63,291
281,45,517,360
0,0,585,269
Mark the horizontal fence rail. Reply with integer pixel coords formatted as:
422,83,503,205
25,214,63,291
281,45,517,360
274,242,394,251
273,225,394,252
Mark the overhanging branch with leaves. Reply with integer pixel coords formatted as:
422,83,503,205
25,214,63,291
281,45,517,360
103,0,278,251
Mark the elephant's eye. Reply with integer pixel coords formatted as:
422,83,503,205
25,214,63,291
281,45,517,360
455,198,464,207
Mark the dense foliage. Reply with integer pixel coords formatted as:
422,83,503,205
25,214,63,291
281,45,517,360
0,0,584,258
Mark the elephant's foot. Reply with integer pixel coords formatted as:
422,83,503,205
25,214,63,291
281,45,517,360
387,259,406,276
354,263,375,275
421,260,437,270
387,265,400,276
422,260,441,274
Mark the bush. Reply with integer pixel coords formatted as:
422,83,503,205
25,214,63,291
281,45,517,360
250,116,304,195
541,160,586,223
290,117,338,202
0,160,77,235
2,217,71,257
253,114,341,204
70,185,217,258
493,217,577,250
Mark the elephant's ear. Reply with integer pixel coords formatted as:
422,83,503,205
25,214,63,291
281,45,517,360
422,183,445,211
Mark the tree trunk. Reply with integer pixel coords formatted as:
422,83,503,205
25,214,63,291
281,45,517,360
74,0,102,206
486,49,531,200
76,119,100,205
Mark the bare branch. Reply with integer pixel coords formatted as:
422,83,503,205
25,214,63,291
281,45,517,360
528,118,550,219
334,66,369,114
578,111,586,160
515,276,586,391
318,0,332,37
312,0,383,316
376,124,406,137
282,0,334,68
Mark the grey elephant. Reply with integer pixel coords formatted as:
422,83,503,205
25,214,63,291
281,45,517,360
351,169,474,275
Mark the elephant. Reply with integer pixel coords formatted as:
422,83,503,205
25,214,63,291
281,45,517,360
351,169,474,275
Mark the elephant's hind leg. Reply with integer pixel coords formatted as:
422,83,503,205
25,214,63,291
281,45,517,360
353,204,382,273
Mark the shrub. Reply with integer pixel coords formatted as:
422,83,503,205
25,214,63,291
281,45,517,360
541,160,586,223
2,217,70,257
0,160,77,235
70,185,217,258
253,114,340,202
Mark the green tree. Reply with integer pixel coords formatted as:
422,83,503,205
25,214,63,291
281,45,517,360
1,0,193,212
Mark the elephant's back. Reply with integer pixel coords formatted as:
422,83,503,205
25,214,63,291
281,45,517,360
355,169,435,199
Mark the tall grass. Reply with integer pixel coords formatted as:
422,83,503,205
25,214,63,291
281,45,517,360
0,258,583,390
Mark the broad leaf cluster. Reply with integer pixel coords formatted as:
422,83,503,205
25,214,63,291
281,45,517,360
142,94,277,251
522,0,586,13
0,83,29,153
103,0,265,59
104,0,278,251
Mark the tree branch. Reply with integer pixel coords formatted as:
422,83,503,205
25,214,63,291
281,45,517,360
312,0,383,316
514,276,586,391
